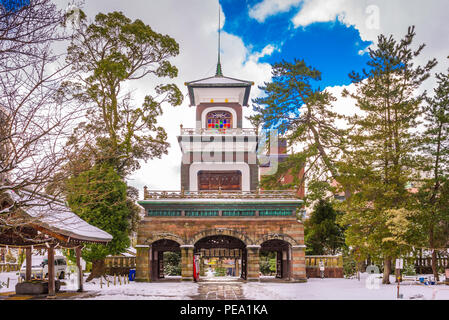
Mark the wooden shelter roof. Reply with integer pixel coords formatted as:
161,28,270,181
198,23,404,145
0,189,112,247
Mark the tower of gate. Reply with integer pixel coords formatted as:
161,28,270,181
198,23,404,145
179,60,258,193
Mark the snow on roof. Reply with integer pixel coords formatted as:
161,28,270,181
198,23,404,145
5,189,113,243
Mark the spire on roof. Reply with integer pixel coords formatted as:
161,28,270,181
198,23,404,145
215,2,223,77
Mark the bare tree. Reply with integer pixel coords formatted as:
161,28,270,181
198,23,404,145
0,0,83,240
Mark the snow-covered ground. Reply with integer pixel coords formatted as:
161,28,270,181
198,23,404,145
1,271,448,300
73,276,198,300
245,274,449,300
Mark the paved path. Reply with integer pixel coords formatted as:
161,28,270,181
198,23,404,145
193,281,245,300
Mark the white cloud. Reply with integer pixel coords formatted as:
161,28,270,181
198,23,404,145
249,0,449,76
249,0,302,22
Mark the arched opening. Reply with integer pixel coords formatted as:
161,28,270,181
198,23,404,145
194,235,247,280
260,239,291,280
150,239,180,281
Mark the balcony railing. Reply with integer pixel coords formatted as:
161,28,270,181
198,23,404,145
180,127,258,136
142,189,301,200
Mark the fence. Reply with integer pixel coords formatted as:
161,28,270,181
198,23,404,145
104,256,136,276
0,263,20,272
413,257,449,274
305,255,344,278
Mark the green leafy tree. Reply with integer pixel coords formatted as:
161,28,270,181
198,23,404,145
338,26,437,283
66,163,130,281
65,11,183,177
304,200,346,255
251,59,347,204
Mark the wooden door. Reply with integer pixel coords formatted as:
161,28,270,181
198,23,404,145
276,251,282,278
158,251,164,279
198,171,242,191
241,249,247,280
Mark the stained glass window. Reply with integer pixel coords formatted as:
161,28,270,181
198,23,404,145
206,111,232,129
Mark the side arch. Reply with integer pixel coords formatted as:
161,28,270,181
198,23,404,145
256,232,299,246
144,232,185,246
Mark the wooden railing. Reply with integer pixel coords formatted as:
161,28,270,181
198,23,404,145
143,189,301,200
0,263,20,272
180,127,258,136
104,256,136,276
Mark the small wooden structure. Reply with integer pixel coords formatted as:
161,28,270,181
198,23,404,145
0,189,112,296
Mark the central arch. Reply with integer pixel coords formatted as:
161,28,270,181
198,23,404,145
191,228,253,245
194,234,248,280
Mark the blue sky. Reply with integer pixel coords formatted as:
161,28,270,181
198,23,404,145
220,0,372,89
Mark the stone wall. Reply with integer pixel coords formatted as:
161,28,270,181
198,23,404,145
136,216,306,282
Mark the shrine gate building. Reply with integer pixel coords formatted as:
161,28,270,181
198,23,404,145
135,62,307,282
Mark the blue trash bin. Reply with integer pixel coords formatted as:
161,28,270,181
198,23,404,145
129,269,136,281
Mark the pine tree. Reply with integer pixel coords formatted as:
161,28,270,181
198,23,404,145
338,26,437,284
251,59,347,203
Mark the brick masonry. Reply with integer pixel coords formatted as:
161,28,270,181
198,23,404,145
136,216,306,282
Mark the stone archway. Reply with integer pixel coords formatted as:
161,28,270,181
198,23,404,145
194,234,247,280
260,239,292,280
144,232,185,246
257,232,298,247
150,239,181,281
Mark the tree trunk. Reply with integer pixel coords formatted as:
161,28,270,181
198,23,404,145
86,259,105,282
431,250,439,282
383,258,391,284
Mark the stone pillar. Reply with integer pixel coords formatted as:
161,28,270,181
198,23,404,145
135,245,151,282
246,245,260,281
291,245,307,282
181,245,194,281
